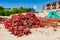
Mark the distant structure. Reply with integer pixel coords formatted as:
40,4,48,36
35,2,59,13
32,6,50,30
40,1,60,17
45,1,60,10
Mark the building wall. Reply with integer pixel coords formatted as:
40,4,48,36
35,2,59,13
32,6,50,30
45,1,60,10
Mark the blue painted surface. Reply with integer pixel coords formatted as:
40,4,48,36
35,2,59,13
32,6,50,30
46,10,60,18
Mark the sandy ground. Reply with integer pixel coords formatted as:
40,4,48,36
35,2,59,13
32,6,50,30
0,24,60,40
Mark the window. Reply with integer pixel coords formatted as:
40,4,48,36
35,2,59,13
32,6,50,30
52,2,56,9
59,6,60,8
47,4,50,6
47,8,50,10
58,2,60,8
58,2,60,4
52,7,56,9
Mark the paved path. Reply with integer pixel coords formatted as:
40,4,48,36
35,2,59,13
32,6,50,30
0,24,60,40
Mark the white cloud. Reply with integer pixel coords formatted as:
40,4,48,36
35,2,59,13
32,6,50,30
34,5,37,9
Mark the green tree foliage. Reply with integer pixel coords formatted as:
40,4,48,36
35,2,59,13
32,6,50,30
0,6,4,10
12,8,18,13
26,8,35,12
0,10,4,16
4,11,10,16
18,7,35,13
0,6,36,16
9,11,16,15
0,6,4,16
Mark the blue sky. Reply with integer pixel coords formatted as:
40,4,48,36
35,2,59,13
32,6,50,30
0,0,58,11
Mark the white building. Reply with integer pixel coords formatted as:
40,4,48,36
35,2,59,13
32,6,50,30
40,1,60,17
